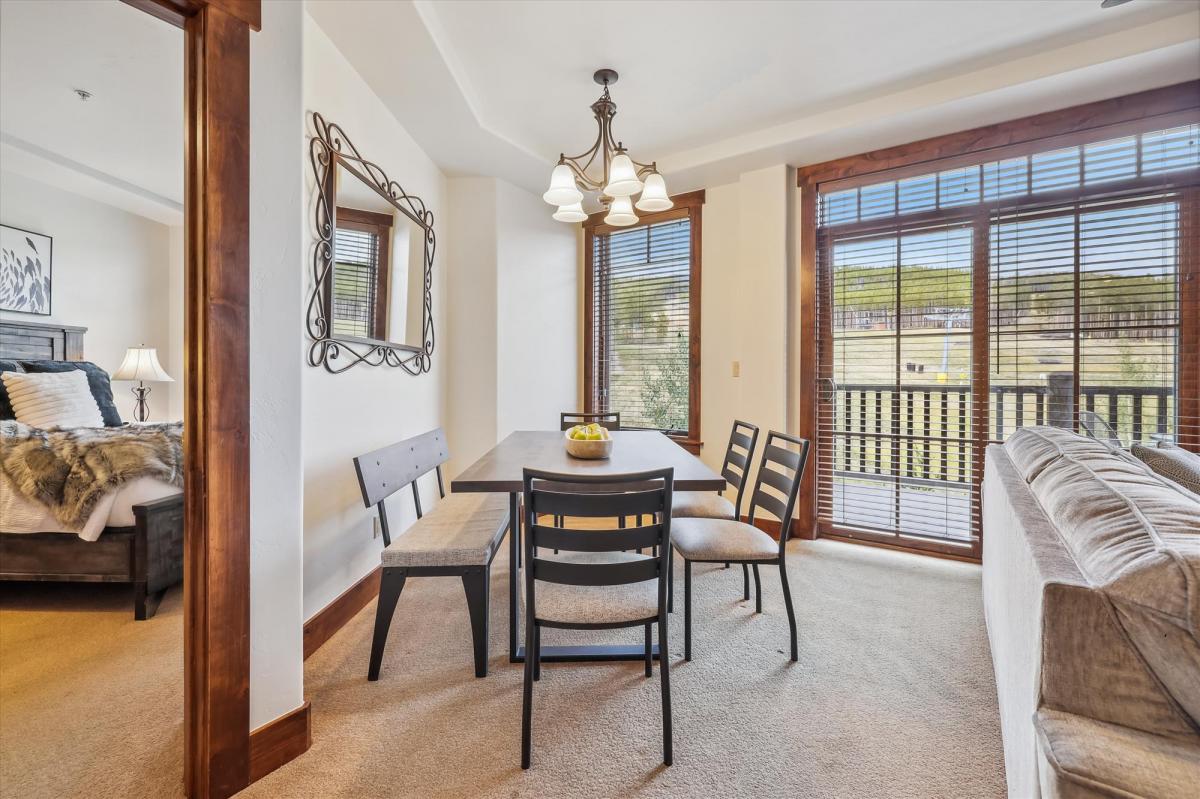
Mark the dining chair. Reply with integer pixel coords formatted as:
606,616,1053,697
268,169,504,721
672,430,810,662
520,467,674,769
554,410,623,532
670,420,759,607
560,411,621,431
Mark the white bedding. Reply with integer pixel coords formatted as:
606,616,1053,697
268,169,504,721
0,476,181,542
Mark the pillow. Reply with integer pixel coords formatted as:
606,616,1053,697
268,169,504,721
1,370,104,428
1132,442,1200,496
0,360,26,420
18,360,122,427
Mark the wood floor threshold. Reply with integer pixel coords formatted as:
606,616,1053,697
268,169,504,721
303,566,381,659
248,701,311,783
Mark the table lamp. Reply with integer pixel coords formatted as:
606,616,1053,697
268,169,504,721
112,346,174,423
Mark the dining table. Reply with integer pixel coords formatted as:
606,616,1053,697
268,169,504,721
451,429,726,663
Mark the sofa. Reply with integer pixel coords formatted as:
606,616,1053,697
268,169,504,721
982,426,1200,798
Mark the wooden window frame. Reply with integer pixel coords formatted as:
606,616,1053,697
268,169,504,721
334,207,392,341
582,190,704,453
797,80,1200,562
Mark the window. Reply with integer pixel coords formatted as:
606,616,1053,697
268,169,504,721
813,118,1198,557
584,192,703,443
332,207,391,340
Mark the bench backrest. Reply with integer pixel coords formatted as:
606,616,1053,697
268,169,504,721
353,428,450,546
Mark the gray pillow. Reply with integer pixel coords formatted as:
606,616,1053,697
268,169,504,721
1131,442,1200,496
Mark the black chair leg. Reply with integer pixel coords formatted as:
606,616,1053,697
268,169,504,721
644,623,653,678
684,560,693,662
521,617,535,769
658,614,673,766
742,563,750,600
779,561,798,662
752,564,762,614
461,568,489,678
368,568,406,681
533,624,542,682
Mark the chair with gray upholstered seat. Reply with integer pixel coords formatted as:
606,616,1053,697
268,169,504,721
671,419,759,603
673,430,810,662
520,467,674,770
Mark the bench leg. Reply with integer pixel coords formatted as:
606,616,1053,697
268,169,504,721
368,568,406,681
462,567,490,678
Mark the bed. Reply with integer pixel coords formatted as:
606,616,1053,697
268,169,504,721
0,319,184,619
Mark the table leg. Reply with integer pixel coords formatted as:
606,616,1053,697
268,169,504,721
509,491,519,662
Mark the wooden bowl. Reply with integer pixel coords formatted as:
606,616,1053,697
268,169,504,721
564,430,613,459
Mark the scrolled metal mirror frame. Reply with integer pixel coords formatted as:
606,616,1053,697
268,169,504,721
307,112,435,374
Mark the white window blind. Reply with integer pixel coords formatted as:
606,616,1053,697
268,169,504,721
332,225,380,339
589,218,693,434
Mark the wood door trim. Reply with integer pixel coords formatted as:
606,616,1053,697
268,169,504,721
121,2,259,797
303,567,382,659
249,701,312,783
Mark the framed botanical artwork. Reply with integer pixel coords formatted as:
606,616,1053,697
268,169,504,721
0,224,53,315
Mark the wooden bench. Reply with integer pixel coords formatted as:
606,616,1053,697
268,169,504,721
354,428,509,680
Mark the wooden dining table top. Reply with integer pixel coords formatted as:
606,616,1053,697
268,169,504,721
451,430,726,493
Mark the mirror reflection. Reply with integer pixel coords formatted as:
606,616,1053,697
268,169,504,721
331,159,426,348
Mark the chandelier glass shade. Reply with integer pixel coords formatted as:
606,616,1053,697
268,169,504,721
544,69,672,225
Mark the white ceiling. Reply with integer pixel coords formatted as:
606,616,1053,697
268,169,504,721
0,0,182,224
309,0,1200,195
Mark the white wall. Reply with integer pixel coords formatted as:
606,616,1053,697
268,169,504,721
301,14,447,620
495,179,578,440
443,176,577,480
248,0,305,729
0,171,175,422
692,166,795,481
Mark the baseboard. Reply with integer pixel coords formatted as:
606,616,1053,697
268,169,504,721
303,566,381,659
248,701,311,783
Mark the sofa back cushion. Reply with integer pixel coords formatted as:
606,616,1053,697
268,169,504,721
1029,450,1200,727
1004,426,1116,483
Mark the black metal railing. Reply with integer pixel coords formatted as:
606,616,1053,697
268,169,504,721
829,382,1175,486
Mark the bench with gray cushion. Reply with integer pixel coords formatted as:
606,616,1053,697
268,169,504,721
354,429,509,680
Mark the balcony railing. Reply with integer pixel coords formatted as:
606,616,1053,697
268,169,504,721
829,382,1175,487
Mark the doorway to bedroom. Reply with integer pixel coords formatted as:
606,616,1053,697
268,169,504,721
0,2,188,796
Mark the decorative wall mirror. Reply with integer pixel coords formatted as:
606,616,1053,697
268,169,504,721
308,113,435,374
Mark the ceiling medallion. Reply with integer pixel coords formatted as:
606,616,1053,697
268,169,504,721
543,68,672,226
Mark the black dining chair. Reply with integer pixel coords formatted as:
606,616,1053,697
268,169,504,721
671,431,810,662
520,467,674,769
670,419,759,607
560,411,621,431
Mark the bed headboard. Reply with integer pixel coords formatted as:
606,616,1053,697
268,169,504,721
0,319,87,361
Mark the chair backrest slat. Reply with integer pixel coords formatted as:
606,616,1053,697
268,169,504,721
532,487,662,518
560,411,621,431
353,428,450,507
530,523,661,553
747,431,811,544
534,557,659,587
720,420,760,518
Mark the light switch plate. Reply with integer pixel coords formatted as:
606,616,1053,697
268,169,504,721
373,517,380,539
732,360,741,378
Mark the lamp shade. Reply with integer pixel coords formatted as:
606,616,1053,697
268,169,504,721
552,201,588,223
543,163,583,206
112,347,173,383
603,195,638,227
635,172,673,212
603,153,643,198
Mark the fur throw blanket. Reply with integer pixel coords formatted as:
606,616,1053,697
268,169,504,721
0,420,183,529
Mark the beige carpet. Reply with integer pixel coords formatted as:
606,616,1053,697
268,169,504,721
243,540,1006,799
0,541,1006,798
0,582,185,799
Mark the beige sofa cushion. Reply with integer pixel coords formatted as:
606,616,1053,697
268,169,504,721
1028,451,1200,728
1132,442,1200,496
1004,426,1116,483
1035,709,1200,799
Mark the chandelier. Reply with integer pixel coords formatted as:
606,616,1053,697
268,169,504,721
542,68,672,225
